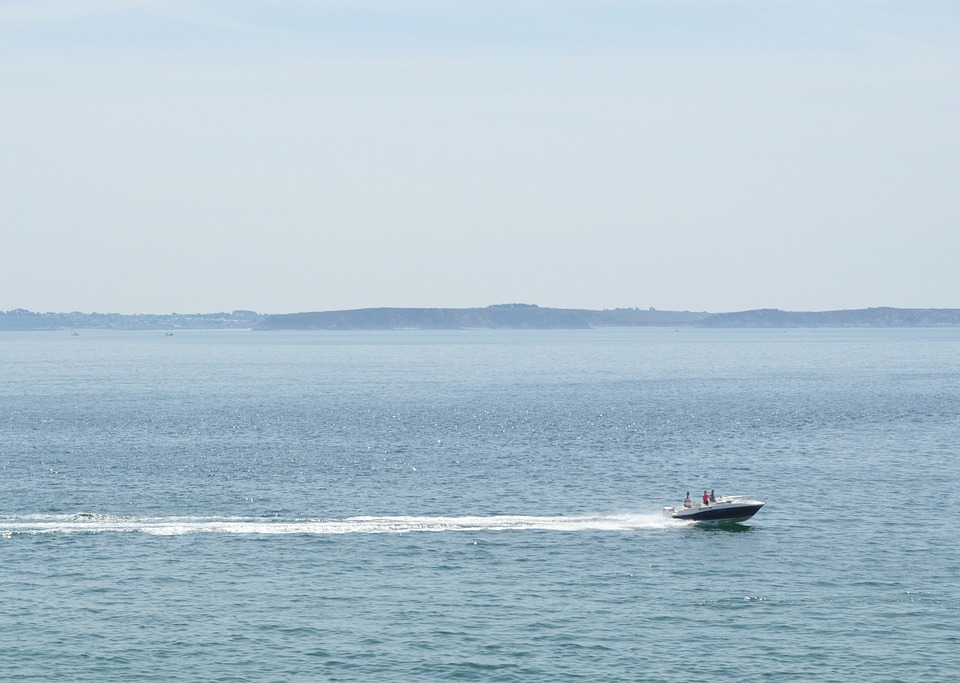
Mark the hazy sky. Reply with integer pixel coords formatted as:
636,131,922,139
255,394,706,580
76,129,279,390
3,1,958,314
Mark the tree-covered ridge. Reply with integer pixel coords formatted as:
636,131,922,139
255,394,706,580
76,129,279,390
258,306,960,330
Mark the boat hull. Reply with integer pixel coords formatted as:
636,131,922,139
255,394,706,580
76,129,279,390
666,499,764,524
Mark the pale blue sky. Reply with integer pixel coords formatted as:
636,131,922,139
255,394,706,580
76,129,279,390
3,1,958,314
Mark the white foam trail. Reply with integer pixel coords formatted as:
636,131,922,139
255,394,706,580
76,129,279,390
0,513,685,537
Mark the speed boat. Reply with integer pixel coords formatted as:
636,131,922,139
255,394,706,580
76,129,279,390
664,496,764,524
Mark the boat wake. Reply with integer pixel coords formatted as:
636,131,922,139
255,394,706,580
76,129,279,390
0,512,685,537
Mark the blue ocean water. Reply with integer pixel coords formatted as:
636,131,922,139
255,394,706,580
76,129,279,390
1,328,958,681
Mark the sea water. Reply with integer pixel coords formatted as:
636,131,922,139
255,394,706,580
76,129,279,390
1,328,958,681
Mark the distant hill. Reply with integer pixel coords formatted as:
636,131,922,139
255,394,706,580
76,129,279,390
256,305,960,330
699,307,960,328
255,304,710,330
3,305,960,331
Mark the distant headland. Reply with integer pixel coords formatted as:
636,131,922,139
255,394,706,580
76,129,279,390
3,304,960,331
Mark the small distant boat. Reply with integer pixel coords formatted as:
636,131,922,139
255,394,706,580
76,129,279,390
664,496,764,524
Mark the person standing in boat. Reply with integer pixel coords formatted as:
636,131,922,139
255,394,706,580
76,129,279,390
709,489,716,503
702,490,710,505
683,492,692,507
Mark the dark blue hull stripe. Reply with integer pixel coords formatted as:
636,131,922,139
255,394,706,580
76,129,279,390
673,504,764,522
